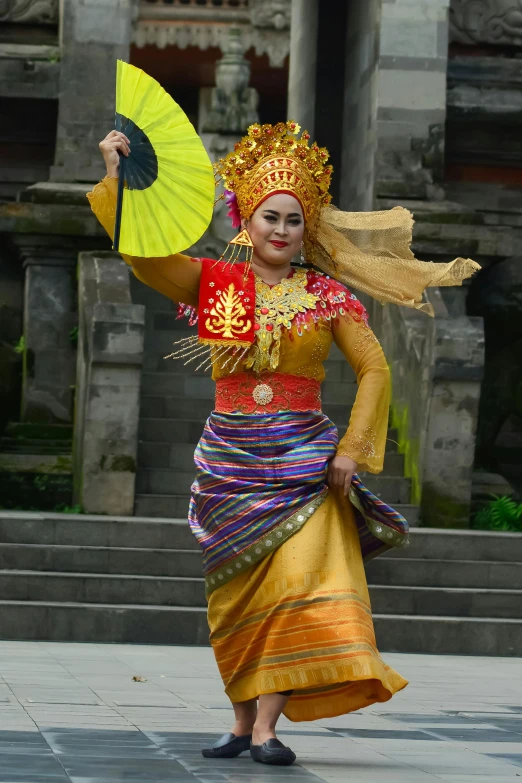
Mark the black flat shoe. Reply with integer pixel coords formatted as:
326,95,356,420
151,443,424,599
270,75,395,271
250,738,296,766
202,732,252,759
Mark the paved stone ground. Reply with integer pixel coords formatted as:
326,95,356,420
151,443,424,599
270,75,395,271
0,642,522,782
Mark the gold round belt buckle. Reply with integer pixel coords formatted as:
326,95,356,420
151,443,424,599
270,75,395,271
252,383,274,406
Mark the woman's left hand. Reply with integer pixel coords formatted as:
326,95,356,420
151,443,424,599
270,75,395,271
327,455,358,496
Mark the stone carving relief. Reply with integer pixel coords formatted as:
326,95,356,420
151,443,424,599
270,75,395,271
203,29,259,134
0,0,58,23
249,0,291,30
450,0,522,45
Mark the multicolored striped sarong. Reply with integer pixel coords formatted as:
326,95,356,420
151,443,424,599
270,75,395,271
189,411,409,594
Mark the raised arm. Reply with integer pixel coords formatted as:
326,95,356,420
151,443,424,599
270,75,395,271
332,312,390,475
87,130,201,307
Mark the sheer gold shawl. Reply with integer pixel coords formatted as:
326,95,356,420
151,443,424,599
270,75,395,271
305,205,480,316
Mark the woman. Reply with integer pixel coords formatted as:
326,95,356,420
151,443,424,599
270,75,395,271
88,121,478,767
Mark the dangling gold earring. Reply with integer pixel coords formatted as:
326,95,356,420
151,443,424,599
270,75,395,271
217,227,254,275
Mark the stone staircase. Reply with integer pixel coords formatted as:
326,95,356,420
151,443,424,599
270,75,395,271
0,509,521,654
129,277,419,522
3,279,519,654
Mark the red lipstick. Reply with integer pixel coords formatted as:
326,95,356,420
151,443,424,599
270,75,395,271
270,240,289,248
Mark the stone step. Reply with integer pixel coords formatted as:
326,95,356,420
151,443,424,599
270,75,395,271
385,527,522,563
21,513,522,562
2,541,520,622
139,418,208,444
0,543,203,577
0,453,72,474
0,600,519,654
136,440,406,476
370,584,522,619
0,600,211,644
0,512,198,550
366,557,522,590
135,471,412,503
3,540,518,593
141,373,216,399
133,493,420,525
0,570,520,620
4,423,73,440
372,614,522,657
0,570,206,607
0,438,73,455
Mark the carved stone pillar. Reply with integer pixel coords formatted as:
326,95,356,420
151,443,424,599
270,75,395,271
377,0,451,200
340,0,382,211
202,28,259,134
14,239,78,424
51,0,136,182
287,0,319,135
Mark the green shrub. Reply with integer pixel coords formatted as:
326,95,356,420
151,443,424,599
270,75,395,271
472,495,522,532
53,503,83,514
13,335,25,354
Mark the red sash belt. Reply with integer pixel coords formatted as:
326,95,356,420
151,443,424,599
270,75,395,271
215,372,322,415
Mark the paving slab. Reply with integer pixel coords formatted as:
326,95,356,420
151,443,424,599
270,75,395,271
0,642,520,782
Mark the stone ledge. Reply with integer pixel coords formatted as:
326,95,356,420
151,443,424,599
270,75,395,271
0,453,72,474
20,182,95,207
0,201,106,237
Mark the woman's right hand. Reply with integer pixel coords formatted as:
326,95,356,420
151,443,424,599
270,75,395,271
99,130,131,178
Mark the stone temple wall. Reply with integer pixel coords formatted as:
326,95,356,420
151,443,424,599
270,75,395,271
339,0,382,212
51,0,136,182
377,0,450,200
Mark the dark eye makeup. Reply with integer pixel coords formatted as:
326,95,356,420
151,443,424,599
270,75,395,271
262,211,302,225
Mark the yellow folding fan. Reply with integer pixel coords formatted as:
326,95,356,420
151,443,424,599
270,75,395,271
113,60,215,257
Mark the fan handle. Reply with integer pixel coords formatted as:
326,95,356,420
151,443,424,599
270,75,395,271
113,152,125,252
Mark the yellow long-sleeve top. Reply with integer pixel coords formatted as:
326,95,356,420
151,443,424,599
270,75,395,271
87,177,390,473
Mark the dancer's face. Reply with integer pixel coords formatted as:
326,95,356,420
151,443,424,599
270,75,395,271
244,193,304,267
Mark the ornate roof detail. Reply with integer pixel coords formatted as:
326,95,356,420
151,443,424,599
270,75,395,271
135,0,290,67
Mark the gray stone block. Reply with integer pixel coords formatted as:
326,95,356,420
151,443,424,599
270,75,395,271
0,543,203,578
387,527,522,563
373,614,522,656
0,571,206,607
370,584,522,619
0,601,210,644
139,418,205,444
366,556,522,590
134,495,192,519
0,512,198,550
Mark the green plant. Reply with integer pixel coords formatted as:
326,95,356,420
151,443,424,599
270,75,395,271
13,335,25,354
33,474,51,492
69,326,79,346
53,503,83,514
472,495,522,532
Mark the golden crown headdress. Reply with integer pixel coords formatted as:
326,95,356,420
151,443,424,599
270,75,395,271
214,121,333,225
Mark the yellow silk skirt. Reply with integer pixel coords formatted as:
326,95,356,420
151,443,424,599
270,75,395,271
207,489,408,722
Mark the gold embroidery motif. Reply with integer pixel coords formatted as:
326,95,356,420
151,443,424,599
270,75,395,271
245,270,319,373
339,426,378,460
353,323,379,353
205,283,252,339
